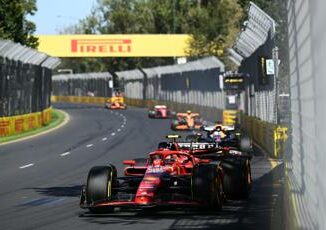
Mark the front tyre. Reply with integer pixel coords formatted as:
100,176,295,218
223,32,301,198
85,165,117,213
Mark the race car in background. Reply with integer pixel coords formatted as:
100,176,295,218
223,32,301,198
148,105,176,119
80,136,224,213
159,133,252,199
105,94,127,110
170,110,204,131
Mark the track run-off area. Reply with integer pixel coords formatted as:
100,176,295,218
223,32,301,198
0,104,284,230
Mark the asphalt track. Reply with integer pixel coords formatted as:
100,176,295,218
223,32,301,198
0,103,285,230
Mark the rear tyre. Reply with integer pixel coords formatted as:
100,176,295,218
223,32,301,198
148,110,156,118
171,120,179,130
240,133,252,153
86,165,117,213
222,159,252,199
192,163,223,211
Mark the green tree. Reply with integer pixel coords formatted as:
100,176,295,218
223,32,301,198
59,0,245,72
0,0,38,48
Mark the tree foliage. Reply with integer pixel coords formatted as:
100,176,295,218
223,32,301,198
59,0,244,73
0,0,38,48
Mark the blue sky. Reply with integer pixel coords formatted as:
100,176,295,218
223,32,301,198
29,0,97,34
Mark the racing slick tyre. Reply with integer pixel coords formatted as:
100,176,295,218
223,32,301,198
148,110,156,118
168,111,176,119
222,159,252,199
170,120,179,130
86,165,117,213
240,133,252,153
192,163,224,211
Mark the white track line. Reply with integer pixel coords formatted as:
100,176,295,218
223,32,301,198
86,144,93,148
117,129,121,132
19,163,34,169
102,137,108,141
60,152,71,157
111,133,116,136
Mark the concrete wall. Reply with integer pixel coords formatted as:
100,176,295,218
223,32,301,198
286,0,326,228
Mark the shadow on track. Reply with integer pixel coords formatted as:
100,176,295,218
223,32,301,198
30,185,83,197
76,164,285,230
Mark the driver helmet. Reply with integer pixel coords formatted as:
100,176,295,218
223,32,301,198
186,110,192,115
153,158,164,166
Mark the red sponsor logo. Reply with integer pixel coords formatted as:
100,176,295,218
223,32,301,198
0,121,10,136
28,116,35,129
71,39,132,53
15,119,24,133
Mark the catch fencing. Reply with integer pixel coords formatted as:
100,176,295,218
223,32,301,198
52,57,226,121
52,72,113,97
116,57,226,120
0,39,60,117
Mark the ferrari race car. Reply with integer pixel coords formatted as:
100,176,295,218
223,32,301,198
170,110,204,131
80,142,224,213
148,105,176,119
160,133,253,199
105,95,127,110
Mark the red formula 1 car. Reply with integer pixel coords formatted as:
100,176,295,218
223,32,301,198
80,136,224,213
170,110,204,131
148,105,176,119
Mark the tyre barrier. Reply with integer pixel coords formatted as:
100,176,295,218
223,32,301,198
0,107,52,137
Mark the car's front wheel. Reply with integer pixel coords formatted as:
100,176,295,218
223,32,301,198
85,165,117,213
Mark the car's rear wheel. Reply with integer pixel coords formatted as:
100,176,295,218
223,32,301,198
222,158,252,199
240,133,252,153
86,165,117,213
171,120,179,130
148,110,156,118
192,163,223,211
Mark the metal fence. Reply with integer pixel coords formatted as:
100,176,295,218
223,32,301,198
0,39,60,117
117,56,226,109
286,0,326,229
52,72,113,97
228,2,278,124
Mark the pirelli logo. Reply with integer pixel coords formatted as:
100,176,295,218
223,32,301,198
71,39,132,53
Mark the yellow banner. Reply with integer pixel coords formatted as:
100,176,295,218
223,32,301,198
37,35,191,57
0,108,52,137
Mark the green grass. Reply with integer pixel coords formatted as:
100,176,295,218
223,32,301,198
0,109,66,144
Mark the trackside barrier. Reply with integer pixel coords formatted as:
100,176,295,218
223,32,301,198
125,98,224,122
51,95,224,123
240,113,288,158
0,107,52,137
223,110,239,125
51,96,107,105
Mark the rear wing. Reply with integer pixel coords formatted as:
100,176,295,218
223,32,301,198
177,142,217,150
202,125,235,132
176,113,200,117
110,96,124,103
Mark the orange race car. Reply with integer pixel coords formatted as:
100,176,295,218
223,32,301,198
171,110,204,131
105,95,127,110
